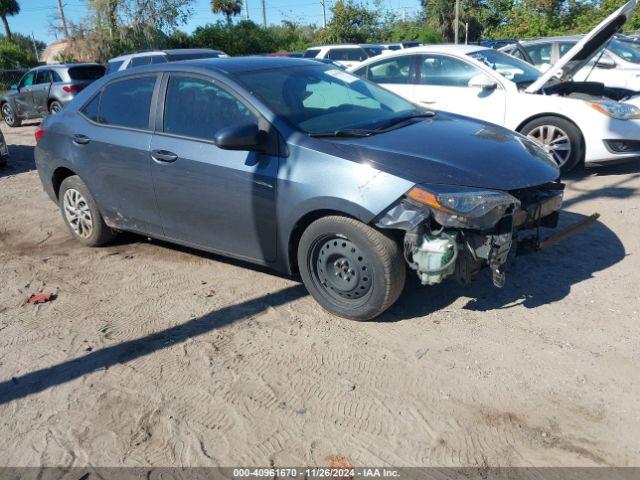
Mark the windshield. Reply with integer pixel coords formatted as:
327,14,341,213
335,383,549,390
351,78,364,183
234,65,420,135
608,39,640,64
468,49,542,85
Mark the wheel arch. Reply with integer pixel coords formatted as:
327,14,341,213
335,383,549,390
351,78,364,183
52,166,78,199
515,112,586,165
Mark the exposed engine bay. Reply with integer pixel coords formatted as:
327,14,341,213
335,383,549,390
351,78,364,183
540,81,640,102
377,182,598,288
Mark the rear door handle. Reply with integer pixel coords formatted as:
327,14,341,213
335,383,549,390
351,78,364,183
72,134,90,145
151,149,178,163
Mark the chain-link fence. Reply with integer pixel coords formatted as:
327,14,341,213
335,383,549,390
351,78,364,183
0,69,28,96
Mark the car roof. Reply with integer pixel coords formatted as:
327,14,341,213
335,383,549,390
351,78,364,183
517,35,584,44
33,63,103,70
382,44,488,55
109,48,224,61
306,44,363,49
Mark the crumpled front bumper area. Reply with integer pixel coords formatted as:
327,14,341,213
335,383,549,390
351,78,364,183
377,182,599,288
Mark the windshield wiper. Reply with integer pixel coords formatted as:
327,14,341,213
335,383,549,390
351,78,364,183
373,112,435,132
309,128,375,138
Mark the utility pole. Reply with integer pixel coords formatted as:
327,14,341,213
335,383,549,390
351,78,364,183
56,0,70,39
320,0,327,28
31,32,39,62
261,0,266,27
465,22,468,44
454,0,459,44
245,0,249,19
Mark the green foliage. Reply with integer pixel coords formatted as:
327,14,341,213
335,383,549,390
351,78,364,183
0,37,37,68
210,0,242,24
320,0,379,43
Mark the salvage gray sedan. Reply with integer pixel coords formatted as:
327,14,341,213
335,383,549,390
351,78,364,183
34,58,594,320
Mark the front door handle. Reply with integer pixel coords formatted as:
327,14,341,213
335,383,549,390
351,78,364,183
72,134,90,145
151,149,178,163
418,99,436,105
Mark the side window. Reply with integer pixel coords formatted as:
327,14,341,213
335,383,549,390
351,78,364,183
35,70,51,84
510,48,525,60
366,55,414,84
149,55,168,64
419,55,482,87
558,42,577,57
327,48,367,62
128,56,151,69
19,71,35,88
99,76,156,129
163,75,256,141
81,93,100,122
51,70,64,82
524,43,552,66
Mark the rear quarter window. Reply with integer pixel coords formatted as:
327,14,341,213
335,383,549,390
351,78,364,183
98,75,157,130
69,66,106,80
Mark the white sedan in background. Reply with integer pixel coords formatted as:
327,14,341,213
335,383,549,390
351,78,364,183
349,0,640,172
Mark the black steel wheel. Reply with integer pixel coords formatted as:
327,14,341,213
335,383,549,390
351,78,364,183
298,216,405,321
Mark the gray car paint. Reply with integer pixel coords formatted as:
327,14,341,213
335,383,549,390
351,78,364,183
1,64,105,122
34,58,558,275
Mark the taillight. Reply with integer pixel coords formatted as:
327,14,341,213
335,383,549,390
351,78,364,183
63,85,83,93
35,126,45,143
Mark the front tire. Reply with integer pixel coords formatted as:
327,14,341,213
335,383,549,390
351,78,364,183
297,216,405,321
49,101,63,115
1,103,21,127
520,116,584,173
58,175,116,246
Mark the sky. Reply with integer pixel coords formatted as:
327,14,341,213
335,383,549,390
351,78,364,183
10,0,423,44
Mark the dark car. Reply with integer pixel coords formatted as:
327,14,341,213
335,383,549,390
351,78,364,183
1,64,106,127
0,129,7,166
34,58,593,320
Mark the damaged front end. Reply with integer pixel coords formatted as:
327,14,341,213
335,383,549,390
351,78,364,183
377,182,598,288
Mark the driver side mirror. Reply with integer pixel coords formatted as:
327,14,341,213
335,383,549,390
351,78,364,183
468,74,498,90
596,56,616,69
215,123,266,152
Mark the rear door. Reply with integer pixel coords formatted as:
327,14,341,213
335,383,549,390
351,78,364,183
353,54,418,99
414,54,506,125
149,73,278,262
31,69,52,115
74,74,163,235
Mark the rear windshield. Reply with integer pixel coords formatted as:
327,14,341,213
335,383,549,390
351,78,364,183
165,52,221,61
69,65,106,80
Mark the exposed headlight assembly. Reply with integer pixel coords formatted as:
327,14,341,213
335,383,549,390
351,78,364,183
407,185,520,229
590,101,640,120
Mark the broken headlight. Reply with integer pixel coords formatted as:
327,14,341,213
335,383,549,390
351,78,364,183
407,185,520,229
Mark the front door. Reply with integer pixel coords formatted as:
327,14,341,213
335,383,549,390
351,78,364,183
413,54,506,126
150,74,278,262
15,71,36,118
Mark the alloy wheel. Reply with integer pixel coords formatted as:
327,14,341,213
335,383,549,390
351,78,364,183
526,125,572,167
2,104,14,125
50,103,61,114
63,188,93,239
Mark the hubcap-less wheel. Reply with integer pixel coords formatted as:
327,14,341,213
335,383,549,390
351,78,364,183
526,125,571,167
313,237,372,301
2,104,14,124
63,188,93,238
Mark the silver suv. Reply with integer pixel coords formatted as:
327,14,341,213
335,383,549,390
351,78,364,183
1,64,105,127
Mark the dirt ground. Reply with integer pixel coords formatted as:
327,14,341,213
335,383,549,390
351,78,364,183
0,122,639,468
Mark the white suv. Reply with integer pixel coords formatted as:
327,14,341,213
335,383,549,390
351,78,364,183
303,44,385,69
106,49,229,74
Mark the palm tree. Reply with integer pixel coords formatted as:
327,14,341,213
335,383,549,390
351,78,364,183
0,0,20,42
211,0,242,24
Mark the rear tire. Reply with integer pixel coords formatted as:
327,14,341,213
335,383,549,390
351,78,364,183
49,101,63,115
297,216,405,321
1,103,21,127
520,116,583,173
58,175,116,247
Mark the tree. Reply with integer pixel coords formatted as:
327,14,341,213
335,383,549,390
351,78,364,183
0,0,20,42
321,0,379,43
211,0,242,24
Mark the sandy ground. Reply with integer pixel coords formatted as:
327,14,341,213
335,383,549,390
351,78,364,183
0,122,639,468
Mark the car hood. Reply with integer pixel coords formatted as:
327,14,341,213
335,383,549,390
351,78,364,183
525,0,637,93
329,113,559,191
